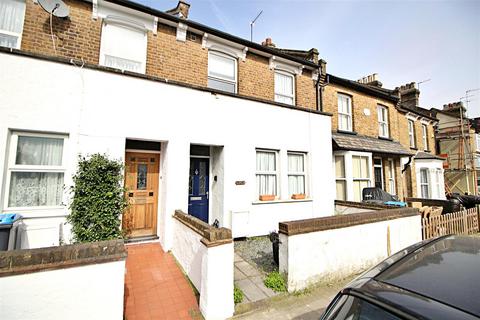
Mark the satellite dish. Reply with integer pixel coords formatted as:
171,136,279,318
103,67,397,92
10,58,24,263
38,0,70,18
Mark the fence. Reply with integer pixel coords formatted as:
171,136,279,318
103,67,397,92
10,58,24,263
422,208,479,240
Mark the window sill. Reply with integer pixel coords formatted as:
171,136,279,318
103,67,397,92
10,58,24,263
378,136,393,141
2,206,67,219
252,198,313,205
424,149,431,153
410,147,418,151
336,130,357,135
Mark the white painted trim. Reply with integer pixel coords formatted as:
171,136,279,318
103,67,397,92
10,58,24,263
190,155,210,159
125,149,161,154
420,117,431,125
202,34,248,61
92,0,98,20
269,56,304,75
406,113,419,121
176,22,188,42
153,17,158,35
207,51,238,94
274,70,296,106
96,0,156,33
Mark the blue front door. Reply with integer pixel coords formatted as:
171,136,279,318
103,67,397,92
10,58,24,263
188,158,209,223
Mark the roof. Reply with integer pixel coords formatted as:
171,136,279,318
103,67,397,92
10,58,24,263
328,74,399,103
377,236,480,317
100,0,320,69
399,105,438,121
414,151,445,160
332,132,412,156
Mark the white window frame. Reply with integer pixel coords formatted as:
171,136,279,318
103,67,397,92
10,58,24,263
422,124,429,151
99,19,148,74
208,50,238,93
352,154,372,201
338,94,353,132
255,149,279,198
435,168,442,199
287,152,306,197
335,155,347,200
420,168,430,199
4,131,68,211
0,0,26,49
377,105,389,138
388,159,396,195
408,119,416,148
274,70,295,106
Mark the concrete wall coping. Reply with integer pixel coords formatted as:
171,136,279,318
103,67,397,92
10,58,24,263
334,200,394,210
173,210,232,247
279,207,420,236
0,239,126,277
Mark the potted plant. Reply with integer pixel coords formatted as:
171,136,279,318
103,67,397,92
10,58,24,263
259,194,275,201
291,193,306,200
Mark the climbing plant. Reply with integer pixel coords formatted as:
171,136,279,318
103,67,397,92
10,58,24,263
68,153,128,243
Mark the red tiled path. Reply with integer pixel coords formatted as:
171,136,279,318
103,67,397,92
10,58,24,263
124,243,202,320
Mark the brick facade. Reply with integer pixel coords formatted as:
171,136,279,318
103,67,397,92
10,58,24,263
21,0,101,65
18,0,317,110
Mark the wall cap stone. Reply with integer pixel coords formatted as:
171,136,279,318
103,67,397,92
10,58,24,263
279,207,420,236
173,210,232,247
0,239,126,277
335,200,394,210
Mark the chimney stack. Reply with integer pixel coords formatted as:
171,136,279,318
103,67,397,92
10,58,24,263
357,73,382,87
261,38,276,48
394,82,420,108
442,102,466,117
166,1,190,19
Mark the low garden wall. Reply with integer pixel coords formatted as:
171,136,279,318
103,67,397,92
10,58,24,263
278,207,421,292
0,239,126,320
172,210,234,320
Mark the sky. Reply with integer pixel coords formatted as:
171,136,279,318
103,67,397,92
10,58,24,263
138,0,480,117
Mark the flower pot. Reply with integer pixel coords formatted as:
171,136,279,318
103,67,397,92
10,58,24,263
259,194,275,201
291,193,306,200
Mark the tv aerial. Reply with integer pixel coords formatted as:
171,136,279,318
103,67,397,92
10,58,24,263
38,0,70,18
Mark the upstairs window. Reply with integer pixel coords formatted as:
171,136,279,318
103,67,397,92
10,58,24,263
377,105,389,138
288,152,306,196
208,51,237,93
6,132,66,208
256,150,278,198
0,0,26,49
274,71,295,105
408,119,416,148
422,124,429,151
99,21,147,73
338,94,352,132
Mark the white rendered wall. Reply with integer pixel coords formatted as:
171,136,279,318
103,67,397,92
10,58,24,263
171,218,234,320
0,53,334,249
279,215,422,291
415,159,446,199
0,260,125,320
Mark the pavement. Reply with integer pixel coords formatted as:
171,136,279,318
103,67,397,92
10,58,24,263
234,252,279,303
231,276,354,320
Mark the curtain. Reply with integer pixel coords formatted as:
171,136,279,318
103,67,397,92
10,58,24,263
104,55,142,73
0,33,17,48
289,175,305,195
16,136,63,165
420,169,430,198
335,156,345,178
353,180,369,201
336,181,346,200
352,156,369,179
9,172,64,207
288,154,304,172
209,52,236,81
256,151,276,195
0,0,25,33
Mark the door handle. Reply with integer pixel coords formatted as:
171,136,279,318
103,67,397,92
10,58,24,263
206,192,209,200
128,193,134,197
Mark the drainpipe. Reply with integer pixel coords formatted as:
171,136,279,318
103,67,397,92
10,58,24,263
316,71,329,112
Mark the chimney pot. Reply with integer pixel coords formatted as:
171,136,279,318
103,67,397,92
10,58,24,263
262,37,276,48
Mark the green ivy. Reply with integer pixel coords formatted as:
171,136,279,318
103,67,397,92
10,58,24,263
264,271,287,292
68,154,128,243
234,285,244,304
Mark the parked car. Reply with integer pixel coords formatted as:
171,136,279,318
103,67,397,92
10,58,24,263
320,235,480,320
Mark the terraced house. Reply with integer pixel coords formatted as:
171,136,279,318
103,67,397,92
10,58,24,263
0,0,335,249
323,75,446,202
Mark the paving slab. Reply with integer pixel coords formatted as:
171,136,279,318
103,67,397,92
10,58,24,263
236,278,268,302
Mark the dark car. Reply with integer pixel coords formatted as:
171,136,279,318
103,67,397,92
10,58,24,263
320,235,480,320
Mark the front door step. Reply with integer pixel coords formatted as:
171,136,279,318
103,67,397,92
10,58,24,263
124,235,159,244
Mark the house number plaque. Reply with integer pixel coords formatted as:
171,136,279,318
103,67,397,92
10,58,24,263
235,181,246,185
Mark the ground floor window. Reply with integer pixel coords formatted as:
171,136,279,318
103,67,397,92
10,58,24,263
352,155,371,201
288,152,306,196
420,168,430,198
6,132,66,208
256,150,278,197
388,159,396,195
335,155,346,200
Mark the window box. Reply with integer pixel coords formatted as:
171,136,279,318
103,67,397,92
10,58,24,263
259,194,275,201
291,193,306,200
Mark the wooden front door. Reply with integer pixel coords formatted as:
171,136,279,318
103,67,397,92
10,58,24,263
123,152,159,238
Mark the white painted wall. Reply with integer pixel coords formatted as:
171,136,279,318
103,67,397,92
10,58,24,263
0,260,125,320
172,218,234,320
279,214,422,291
0,53,334,249
415,159,446,199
